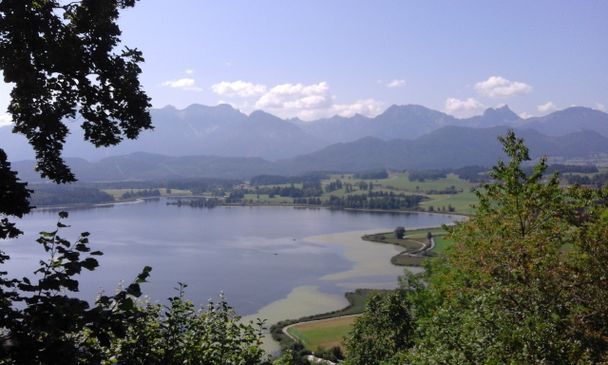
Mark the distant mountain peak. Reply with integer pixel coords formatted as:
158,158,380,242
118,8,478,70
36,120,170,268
249,109,281,120
376,104,448,123
479,105,521,122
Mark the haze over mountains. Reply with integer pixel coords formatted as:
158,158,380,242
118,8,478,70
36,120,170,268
3,104,608,181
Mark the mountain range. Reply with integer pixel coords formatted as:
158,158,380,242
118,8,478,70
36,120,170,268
11,127,608,183
3,104,608,182
2,104,607,163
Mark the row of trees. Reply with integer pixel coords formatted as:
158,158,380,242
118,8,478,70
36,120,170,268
255,182,324,198
352,170,389,179
121,189,161,200
325,193,425,210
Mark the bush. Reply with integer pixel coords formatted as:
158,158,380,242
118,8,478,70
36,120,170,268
394,226,406,239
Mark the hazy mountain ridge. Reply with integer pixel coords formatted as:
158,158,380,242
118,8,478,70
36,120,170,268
12,127,608,182
1,104,607,163
520,107,608,136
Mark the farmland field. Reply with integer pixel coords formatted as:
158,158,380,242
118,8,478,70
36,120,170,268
287,315,360,351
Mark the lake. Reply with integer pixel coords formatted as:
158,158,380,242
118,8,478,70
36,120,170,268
2,199,460,321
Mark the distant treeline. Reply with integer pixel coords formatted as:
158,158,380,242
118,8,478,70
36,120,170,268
425,185,462,195
167,198,219,208
255,182,324,198
120,189,161,200
90,177,239,194
249,172,329,186
408,166,489,183
565,172,608,187
326,192,425,210
407,164,598,183
523,164,599,175
29,185,114,206
165,178,239,194
293,197,323,205
352,170,389,180
296,192,426,210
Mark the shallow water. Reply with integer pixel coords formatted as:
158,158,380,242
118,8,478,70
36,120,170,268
3,200,460,318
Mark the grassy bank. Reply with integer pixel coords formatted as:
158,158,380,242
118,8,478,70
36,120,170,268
362,226,455,266
270,289,384,350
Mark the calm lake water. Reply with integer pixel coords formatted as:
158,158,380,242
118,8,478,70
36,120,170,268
2,199,459,316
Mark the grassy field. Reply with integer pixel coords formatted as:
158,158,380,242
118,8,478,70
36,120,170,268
419,191,478,214
433,234,456,253
271,289,382,349
315,172,479,215
246,171,480,214
287,316,359,351
380,172,472,191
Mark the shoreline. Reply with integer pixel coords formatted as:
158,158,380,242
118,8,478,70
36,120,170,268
27,201,462,356
32,197,472,217
245,223,461,354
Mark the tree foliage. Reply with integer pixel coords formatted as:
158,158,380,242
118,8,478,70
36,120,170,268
374,130,608,364
0,0,152,183
394,226,406,239
0,2,270,364
344,290,414,365
109,284,267,365
0,213,153,364
0,149,31,239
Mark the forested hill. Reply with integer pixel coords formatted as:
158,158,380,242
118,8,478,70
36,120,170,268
282,126,608,172
12,127,608,182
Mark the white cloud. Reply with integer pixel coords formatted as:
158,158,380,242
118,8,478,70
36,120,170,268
519,112,533,119
386,79,406,88
211,80,267,97
537,101,556,113
185,69,194,75
595,102,606,112
209,80,383,120
474,76,532,98
444,97,485,117
161,78,203,92
252,81,381,119
0,114,12,127
255,82,332,114
332,99,384,118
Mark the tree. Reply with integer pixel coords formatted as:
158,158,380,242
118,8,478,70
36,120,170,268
0,213,154,364
0,149,31,239
342,131,608,364
397,131,608,363
344,290,414,365
394,226,406,239
0,2,269,364
0,0,152,183
0,0,152,250
110,284,267,365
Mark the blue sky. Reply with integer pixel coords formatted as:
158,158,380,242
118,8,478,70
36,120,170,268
1,0,607,124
